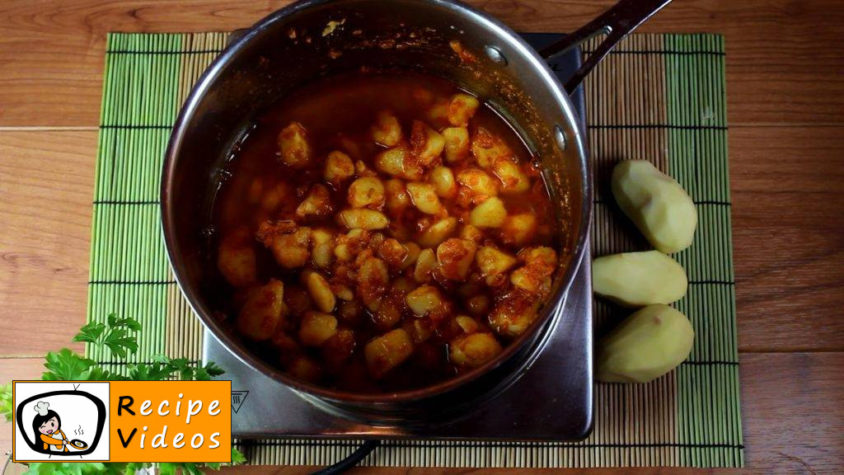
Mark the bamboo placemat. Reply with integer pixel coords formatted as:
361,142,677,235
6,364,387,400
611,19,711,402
86,32,742,468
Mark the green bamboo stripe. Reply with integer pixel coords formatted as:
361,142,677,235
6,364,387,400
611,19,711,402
85,32,742,467
665,34,743,467
87,33,185,362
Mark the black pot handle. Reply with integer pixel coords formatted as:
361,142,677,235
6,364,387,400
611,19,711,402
539,0,673,94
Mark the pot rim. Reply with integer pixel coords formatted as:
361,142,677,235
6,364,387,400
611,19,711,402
161,0,593,404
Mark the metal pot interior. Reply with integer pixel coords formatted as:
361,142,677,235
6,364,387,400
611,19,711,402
163,0,590,408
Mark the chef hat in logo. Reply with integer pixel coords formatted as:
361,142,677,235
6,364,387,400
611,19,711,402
34,401,50,416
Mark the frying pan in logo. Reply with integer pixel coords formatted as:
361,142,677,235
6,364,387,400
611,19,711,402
69,439,88,449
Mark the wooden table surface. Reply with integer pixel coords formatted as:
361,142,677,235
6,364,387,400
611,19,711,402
1,0,842,472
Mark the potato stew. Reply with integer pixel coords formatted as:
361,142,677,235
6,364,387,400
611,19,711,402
213,72,560,393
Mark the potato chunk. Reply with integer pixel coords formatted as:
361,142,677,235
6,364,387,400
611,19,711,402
338,209,389,230
454,315,479,334
296,184,333,219
442,127,470,162
426,98,450,125
277,122,312,168
217,233,257,288
471,127,513,169
469,197,507,228
310,228,334,269
510,246,558,296
375,147,423,180
371,110,402,146
436,238,477,280
492,158,530,193
324,150,355,185
596,304,694,383
611,160,697,253
450,333,503,368
257,221,311,268
298,311,338,347
357,256,389,311
236,279,285,341
418,217,458,248
430,166,457,198
475,245,517,286
364,328,414,379
377,238,409,270
521,246,558,267
456,168,499,204
592,251,688,306
406,182,444,215
385,179,410,214
406,285,451,321
413,248,437,283
458,224,484,243
447,93,480,127
333,229,369,261
303,270,336,313
410,120,445,166
488,291,541,337
348,176,385,209
501,213,538,246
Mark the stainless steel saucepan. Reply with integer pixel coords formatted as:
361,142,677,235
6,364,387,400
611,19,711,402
162,0,671,423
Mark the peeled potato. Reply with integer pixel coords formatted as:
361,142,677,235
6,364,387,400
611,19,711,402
310,228,334,269
371,110,402,146
492,158,529,193
450,332,502,368
611,160,697,253
295,184,333,219
596,304,694,383
338,209,389,230
436,238,477,280
430,166,457,198
405,285,450,321
385,179,410,213
413,248,437,283
364,328,414,379
442,127,470,162
236,279,285,341
418,217,457,248
299,311,338,347
475,245,517,286
592,251,688,306
324,150,355,184
407,182,443,215
376,147,423,180
447,93,480,127
277,122,312,168
501,213,537,246
302,270,336,313
469,197,507,228
410,120,445,165
348,176,385,209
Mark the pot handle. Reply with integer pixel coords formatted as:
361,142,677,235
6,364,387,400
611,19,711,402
538,0,672,94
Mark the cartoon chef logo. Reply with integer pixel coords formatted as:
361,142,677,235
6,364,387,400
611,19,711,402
13,382,109,462
32,401,73,453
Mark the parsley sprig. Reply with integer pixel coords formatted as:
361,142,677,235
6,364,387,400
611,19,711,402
1,314,245,473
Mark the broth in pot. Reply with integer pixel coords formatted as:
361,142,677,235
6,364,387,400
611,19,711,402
212,71,561,393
